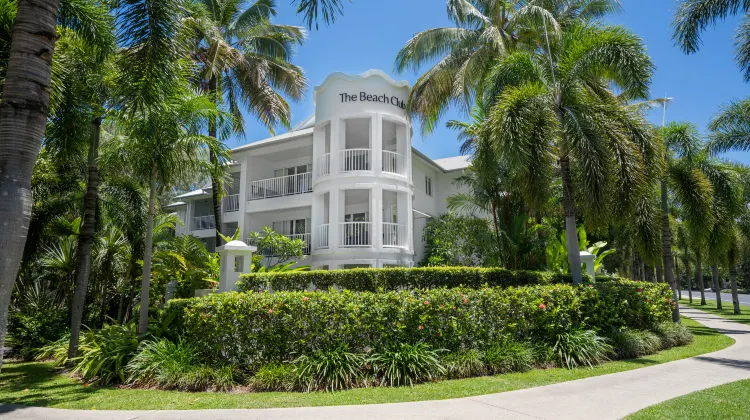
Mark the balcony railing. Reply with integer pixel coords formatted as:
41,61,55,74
316,153,330,178
341,149,370,172
315,224,329,249
192,215,215,231
248,172,312,200
383,222,408,248
382,151,406,175
340,221,371,247
250,233,311,256
222,194,240,213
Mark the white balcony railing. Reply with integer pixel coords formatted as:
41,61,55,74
249,232,311,256
248,172,312,200
340,221,371,247
383,222,408,248
192,215,215,231
341,149,370,172
316,153,330,178
382,151,406,175
222,194,240,213
316,224,329,249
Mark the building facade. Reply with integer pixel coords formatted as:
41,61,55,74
168,70,470,269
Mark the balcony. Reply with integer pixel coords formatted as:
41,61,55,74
316,153,330,177
192,215,215,230
382,151,406,176
222,194,240,213
340,149,370,172
315,224,329,249
250,233,311,256
248,172,312,201
340,221,371,247
383,222,408,248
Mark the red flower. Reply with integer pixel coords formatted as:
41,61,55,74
463,298,469,304
539,303,547,310
424,300,430,305
637,288,643,293
418,325,424,330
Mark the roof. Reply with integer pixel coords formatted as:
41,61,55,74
163,201,186,208
173,189,210,199
433,155,472,171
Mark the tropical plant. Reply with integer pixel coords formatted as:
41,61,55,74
543,225,615,275
483,339,534,374
247,226,308,269
70,323,139,385
652,321,693,349
249,362,298,391
368,343,445,387
552,329,612,369
293,345,366,391
442,349,486,378
419,213,498,267
480,22,658,283
607,328,661,359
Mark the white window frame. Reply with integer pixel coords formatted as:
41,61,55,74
425,176,433,197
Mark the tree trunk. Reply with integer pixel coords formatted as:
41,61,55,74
729,247,741,314
640,261,645,281
712,263,722,309
656,263,663,283
67,117,102,360
675,256,681,300
697,251,706,305
208,76,223,246
490,199,503,265
138,161,158,334
559,156,582,283
659,181,679,321
685,252,692,303
0,0,60,371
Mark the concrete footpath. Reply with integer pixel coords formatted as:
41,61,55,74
2,306,750,420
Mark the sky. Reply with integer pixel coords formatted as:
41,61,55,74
230,0,750,164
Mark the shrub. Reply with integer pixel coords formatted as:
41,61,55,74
368,343,445,387
71,324,139,385
608,328,662,359
293,345,366,392
483,340,534,374
553,330,612,369
168,280,671,367
8,305,67,360
653,321,693,348
237,267,586,293
249,363,298,392
35,335,70,365
442,349,486,379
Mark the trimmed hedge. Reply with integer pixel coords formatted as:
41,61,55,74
166,280,672,366
237,267,617,292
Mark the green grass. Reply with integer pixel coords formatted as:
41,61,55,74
0,317,734,410
625,299,750,420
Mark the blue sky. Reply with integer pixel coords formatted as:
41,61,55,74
231,0,749,164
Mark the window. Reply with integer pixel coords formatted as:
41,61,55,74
425,176,433,197
272,219,310,236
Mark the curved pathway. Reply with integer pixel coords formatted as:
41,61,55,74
3,307,750,420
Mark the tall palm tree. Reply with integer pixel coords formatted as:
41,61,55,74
394,0,623,134
672,0,750,81
480,22,656,283
188,0,307,245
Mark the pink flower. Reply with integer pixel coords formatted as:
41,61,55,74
539,303,547,310
268,309,273,314
418,325,424,330
302,297,308,302
424,300,430,305
463,298,469,304
637,288,643,293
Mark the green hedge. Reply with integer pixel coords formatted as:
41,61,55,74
167,280,671,366
237,267,617,292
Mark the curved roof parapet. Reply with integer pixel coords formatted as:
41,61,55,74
314,69,410,104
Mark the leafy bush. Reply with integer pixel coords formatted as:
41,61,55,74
443,349,486,379
653,322,693,348
71,324,139,385
8,305,68,360
368,343,445,387
553,330,613,369
35,335,70,365
293,345,366,391
608,328,662,359
238,267,588,293
249,363,298,392
168,280,672,367
483,340,534,374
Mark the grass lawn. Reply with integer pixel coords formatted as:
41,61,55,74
0,317,734,410
625,299,750,419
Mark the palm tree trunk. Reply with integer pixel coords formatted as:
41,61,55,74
490,199,503,265
729,247,741,314
712,263,722,309
697,251,706,305
208,76,223,247
686,254,692,303
659,180,679,321
138,161,158,334
675,256,681,300
559,155,582,283
656,263,663,283
68,117,102,360
0,0,60,370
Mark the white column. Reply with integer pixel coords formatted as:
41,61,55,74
330,118,342,175
238,158,249,240
397,123,409,177
372,114,382,175
311,191,321,249
330,188,341,252
397,190,412,251
370,186,383,249
312,124,324,179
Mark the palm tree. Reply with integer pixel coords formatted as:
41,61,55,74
394,0,622,134
672,0,750,81
480,22,656,283
188,0,307,245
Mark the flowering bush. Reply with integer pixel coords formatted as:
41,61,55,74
166,280,672,366
237,267,614,292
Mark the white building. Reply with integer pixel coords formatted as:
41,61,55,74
167,70,471,269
